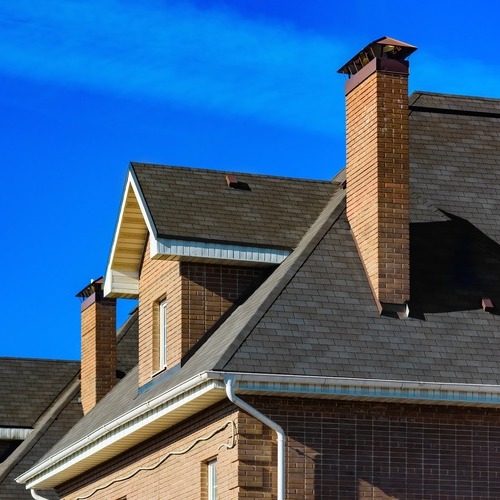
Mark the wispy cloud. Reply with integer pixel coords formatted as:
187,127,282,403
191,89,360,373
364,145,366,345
0,0,347,134
1,2,497,135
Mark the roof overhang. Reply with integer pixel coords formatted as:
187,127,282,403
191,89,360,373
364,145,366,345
17,371,500,490
104,170,290,299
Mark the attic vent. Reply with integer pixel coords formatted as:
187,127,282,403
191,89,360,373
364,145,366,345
482,297,495,312
225,174,238,187
225,175,251,191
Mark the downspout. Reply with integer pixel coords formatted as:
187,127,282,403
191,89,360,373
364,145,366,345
31,489,50,500
224,375,285,500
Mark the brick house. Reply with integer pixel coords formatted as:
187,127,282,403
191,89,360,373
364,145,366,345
17,37,500,498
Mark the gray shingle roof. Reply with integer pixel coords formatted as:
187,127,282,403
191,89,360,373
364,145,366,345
0,359,79,428
39,91,500,468
131,163,337,249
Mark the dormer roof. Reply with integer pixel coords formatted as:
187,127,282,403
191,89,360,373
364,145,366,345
104,163,337,297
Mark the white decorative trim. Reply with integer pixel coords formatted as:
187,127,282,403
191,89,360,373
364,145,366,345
17,374,224,489
154,238,289,264
104,172,157,298
0,427,32,441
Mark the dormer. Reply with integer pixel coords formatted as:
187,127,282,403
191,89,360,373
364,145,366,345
104,163,334,387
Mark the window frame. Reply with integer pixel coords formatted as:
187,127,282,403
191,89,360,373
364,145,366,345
159,299,167,370
207,458,217,500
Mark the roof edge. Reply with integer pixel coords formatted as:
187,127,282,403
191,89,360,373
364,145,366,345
19,371,500,490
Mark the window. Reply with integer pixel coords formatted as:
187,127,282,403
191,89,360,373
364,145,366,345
159,300,167,369
207,459,217,500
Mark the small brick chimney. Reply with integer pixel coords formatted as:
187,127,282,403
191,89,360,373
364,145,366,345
77,278,116,415
338,37,417,317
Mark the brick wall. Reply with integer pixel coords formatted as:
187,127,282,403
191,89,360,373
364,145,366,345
138,238,271,386
80,293,116,415
137,240,182,386
180,262,270,360
244,396,500,499
58,401,240,500
346,69,410,306
58,397,500,499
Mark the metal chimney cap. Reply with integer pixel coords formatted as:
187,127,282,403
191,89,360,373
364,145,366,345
338,36,417,77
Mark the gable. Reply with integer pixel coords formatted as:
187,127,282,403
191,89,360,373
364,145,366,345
104,164,335,298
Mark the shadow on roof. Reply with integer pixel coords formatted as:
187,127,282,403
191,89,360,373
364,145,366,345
410,211,500,317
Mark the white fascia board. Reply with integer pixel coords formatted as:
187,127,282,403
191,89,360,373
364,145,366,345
17,374,225,490
104,171,157,298
207,371,500,407
154,238,289,264
18,370,500,489
0,427,32,440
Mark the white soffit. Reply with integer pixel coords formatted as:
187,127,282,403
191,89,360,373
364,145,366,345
19,379,226,489
104,170,290,298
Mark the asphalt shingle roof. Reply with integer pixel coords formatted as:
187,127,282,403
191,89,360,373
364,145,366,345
131,163,337,249
41,91,500,464
0,359,79,428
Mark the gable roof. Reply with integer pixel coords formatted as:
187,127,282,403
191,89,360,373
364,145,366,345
105,163,336,298
19,91,500,490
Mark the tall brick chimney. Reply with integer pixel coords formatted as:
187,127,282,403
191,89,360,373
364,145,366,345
76,278,117,415
338,37,417,317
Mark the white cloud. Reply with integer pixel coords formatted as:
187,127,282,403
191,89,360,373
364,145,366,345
0,0,347,134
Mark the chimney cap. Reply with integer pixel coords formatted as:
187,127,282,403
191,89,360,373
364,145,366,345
76,277,104,298
338,36,417,77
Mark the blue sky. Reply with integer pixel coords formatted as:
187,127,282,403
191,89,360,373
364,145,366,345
1,0,499,360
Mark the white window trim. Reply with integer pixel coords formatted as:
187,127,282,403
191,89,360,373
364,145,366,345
159,300,167,370
207,459,217,500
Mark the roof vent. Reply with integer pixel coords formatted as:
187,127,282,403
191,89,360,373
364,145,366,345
225,174,251,191
482,297,495,312
225,174,238,187
76,277,104,300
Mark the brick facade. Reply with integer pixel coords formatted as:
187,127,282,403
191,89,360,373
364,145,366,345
244,397,500,499
346,69,410,306
58,397,500,499
138,238,271,386
80,291,116,415
58,401,240,500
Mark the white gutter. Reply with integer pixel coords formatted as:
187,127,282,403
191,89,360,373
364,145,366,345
18,371,500,490
210,372,500,406
17,372,217,488
30,489,49,500
225,375,285,500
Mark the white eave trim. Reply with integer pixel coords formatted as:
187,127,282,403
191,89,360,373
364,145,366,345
0,427,32,440
153,238,289,264
209,372,500,407
19,371,500,489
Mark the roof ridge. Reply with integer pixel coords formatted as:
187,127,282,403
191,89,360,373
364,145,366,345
411,90,500,103
130,162,336,185
0,357,79,363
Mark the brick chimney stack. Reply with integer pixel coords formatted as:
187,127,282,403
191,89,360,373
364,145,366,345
77,278,117,415
338,37,417,317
